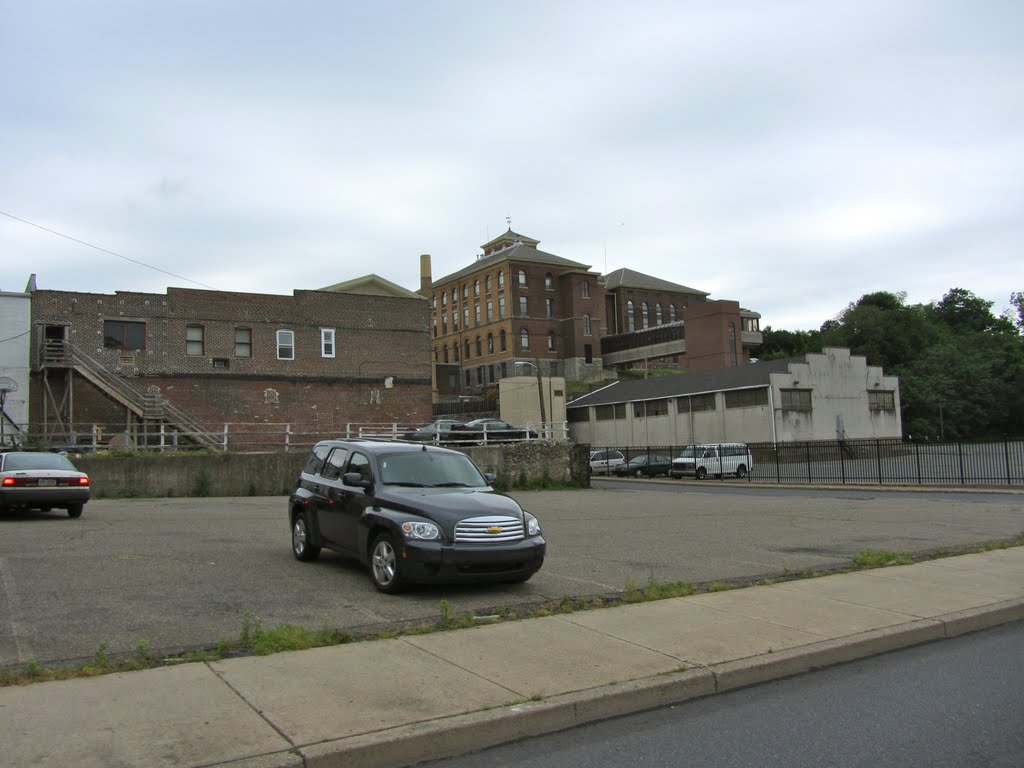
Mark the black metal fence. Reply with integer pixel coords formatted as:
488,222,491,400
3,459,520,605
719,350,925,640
590,438,1024,486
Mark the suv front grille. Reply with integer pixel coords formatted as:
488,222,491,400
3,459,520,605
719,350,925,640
454,515,525,543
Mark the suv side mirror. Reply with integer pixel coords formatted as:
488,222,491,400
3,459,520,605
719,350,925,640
484,472,497,484
343,471,372,489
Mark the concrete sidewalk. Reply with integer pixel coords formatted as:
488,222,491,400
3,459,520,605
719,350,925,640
4,548,1023,768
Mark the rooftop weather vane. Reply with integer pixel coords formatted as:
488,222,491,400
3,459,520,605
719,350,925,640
506,213,511,229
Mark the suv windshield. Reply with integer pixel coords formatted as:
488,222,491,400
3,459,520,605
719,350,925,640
379,451,488,488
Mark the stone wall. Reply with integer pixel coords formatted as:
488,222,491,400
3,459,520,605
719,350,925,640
74,441,589,499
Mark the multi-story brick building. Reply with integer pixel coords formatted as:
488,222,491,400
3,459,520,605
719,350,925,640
423,230,763,400
29,283,432,449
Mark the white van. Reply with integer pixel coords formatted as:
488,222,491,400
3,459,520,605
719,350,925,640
670,443,753,480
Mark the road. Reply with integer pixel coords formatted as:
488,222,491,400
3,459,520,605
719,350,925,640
423,620,1024,768
1,485,1022,668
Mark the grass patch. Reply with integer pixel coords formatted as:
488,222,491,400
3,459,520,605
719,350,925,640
851,549,914,568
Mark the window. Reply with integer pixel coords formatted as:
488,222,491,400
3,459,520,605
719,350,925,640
452,312,458,330
441,291,447,307
476,367,484,385
103,320,146,350
520,328,530,349
655,303,663,325
466,370,472,385
584,343,593,363
499,329,507,351
486,299,493,321
443,345,449,363
488,364,495,382
475,336,482,357
595,404,626,420
868,390,896,411
320,328,336,357
583,314,592,336
545,298,554,318
547,332,555,351
626,301,635,332
498,271,505,289
487,333,494,354
431,295,437,310
498,295,506,318
464,339,471,359
186,325,204,356
544,273,553,290
212,356,229,368
474,279,480,297
669,304,676,322
463,307,469,327
453,344,459,362
634,399,669,417
519,296,528,316
781,389,812,411
642,302,649,329
320,448,349,481
474,304,481,325
725,388,769,409
234,328,252,357
581,280,590,298
462,284,468,301
451,288,457,305
277,330,294,360
568,408,589,423
742,316,760,332
679,393,716,412
432,318,438,337
442,315,448,334
518,269,527,287
485,275,492,292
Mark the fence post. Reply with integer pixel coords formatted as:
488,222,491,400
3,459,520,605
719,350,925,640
775,444,781,484
806,443,811,483
875,439,882,484
1004,437,1011,485
958,441,965,485
839,440,846,485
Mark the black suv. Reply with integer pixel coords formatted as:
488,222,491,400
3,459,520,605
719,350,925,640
289,439,546,593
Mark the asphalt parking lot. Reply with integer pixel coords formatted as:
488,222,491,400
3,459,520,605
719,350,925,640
1,482,1022,669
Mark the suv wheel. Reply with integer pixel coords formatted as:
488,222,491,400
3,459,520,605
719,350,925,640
696,467,707,480
370,533,405,593
292,511,321,561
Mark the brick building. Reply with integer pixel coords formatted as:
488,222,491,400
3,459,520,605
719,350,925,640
422,230,764,402
29,284,432,449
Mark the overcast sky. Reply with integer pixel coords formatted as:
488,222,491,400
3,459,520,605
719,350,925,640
2,0,1021,330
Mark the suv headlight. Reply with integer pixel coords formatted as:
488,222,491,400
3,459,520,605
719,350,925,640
525,513,541,537
401,521,441,540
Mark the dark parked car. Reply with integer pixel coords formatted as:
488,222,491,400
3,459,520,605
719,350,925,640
289,439,546,593
0,451,91,518
447,418,538,444
613,454,673,478
402,419,465,443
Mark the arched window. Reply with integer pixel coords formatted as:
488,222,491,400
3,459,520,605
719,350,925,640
583,314,592,336
453,344,459,362
669,304,676,322
474,280,480,297
642,302,649,329
451,288,457,305
518,269,527,287
520,328,530,349
544,273,553,289
627,300,635,331
499,329,507,351
432,295,437,310
656,303,663,325
475,335,482,356
462,284,468,301
487,333,494,354
464,339,471,359
547,332,555,351
581,280,590,298
498,271,505,289
443,345,449,363
485,275,492,292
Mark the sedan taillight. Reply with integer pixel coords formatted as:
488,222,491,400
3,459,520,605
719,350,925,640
1,477,14,487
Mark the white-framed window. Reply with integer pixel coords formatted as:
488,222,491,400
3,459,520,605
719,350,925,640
583,314,592,336
544,272,553,289
656,303,663,325
498,271,505,289
520,328,530,349
547,332,555,351
277,329,295,360
518,269,527,287
627,300,635,331
669,304,677,322
186,325,204,356
321,327,336,358
581,280,590,298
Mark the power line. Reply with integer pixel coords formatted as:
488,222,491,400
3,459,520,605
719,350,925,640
0,210,218,290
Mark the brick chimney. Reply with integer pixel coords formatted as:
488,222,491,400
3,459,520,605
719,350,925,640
419,254,432,297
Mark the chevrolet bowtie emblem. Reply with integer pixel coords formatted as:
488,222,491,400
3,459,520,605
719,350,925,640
487,526,503,534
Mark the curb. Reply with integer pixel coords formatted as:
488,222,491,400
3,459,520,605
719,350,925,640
214,599,1024,768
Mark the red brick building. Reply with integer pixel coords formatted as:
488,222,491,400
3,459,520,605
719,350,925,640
29,284,432,449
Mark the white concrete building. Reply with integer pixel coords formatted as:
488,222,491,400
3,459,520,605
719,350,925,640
567,347,901,447
0,283,32,446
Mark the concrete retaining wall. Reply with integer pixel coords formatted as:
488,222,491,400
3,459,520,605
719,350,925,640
75,442,589,499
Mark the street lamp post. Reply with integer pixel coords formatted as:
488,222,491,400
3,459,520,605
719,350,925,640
514,360,546,433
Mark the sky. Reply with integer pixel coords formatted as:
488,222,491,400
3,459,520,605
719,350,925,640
2,0,1021,330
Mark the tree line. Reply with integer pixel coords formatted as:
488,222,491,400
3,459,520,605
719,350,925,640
759,289,1024,440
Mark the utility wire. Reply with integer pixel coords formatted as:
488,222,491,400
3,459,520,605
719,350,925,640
1,210,218,290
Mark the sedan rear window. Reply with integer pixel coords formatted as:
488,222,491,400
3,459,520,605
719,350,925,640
1,453,79,471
